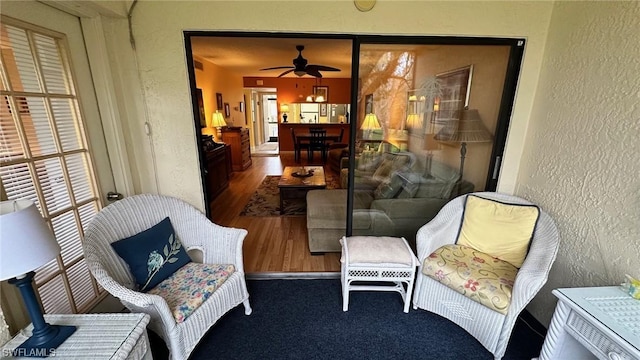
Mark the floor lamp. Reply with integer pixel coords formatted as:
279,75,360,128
423,133,440,178
434,109,492,179
0,200,76,357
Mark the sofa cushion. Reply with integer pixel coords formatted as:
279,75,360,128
356,150,382,171
148,262,235,323
414,178,455,199
424,162,461,198
457,195,540,268
373,173,404,199
422,244,517,314
341,236,416,266
372,153,412,183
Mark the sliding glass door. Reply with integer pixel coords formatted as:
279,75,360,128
183,31,524,258
345,38,524,248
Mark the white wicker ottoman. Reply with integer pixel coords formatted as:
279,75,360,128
340,236,419,313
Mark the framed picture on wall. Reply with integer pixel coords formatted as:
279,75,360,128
434,65,473,124
239,101,245,113
224,102,230,118
216,93,223,110
196,88,206,127
320,103,327,117
313,86,328,102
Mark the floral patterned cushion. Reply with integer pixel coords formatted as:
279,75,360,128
422,244,518,314
148,262,235,323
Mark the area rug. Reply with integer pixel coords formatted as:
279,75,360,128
162,279,545,360
239,174,340,216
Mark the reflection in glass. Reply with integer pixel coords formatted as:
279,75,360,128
347,43,510,247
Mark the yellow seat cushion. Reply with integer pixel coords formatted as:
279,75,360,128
457,195,540,268
423,244,518,314
148,262,235,323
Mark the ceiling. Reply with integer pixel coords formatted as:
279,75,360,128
190,36,354,78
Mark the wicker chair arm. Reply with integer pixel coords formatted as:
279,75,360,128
509,212,559,312
189,222,248,272
415,197,465,260
123,298,177,336
88,262,176,326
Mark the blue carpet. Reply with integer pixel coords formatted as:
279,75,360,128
153,279,546,360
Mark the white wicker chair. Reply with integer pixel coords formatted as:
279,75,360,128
82,194,252,360
412,192,559,360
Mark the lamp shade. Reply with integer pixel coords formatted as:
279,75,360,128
211,111,227,128
0,199,60,281
406,113,421,129
280,104,289,113
361,113,381,130
434,109,492,143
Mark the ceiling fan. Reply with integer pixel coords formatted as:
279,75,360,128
260,45,341,78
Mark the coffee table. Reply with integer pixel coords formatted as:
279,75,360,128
278,166,326,214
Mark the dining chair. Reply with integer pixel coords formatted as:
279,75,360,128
291,128,309,163
336,128,345,143
308,128,328,163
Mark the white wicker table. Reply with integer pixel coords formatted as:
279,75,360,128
340,236,419,313
537,286,640,360
1,313,152,359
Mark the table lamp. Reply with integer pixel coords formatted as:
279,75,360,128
0,199,76,357
280,104,289,123
211,111,227,130
361,113,381,140
434,109,492,178
211,111,227,141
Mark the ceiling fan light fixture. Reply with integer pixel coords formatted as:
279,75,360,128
260,45,341,78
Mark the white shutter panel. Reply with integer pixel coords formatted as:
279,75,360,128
1,19,104,314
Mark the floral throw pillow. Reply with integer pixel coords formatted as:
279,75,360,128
111,217,192,292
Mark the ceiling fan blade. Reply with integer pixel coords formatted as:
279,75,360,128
308,64,341,72
260,66,294,71
277,69,295,77
306,68,322,78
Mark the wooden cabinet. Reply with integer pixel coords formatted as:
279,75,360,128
221,127,252,171
204,144,230,203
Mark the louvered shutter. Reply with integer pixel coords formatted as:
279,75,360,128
0,19,104,314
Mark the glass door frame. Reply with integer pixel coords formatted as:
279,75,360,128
344,35,525,236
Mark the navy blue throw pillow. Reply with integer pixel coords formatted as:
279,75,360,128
111,217,191,292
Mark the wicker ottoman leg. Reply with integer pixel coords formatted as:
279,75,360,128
342,280,350,311
342,261,350,311
404,274,416,313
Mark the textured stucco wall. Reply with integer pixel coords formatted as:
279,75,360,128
121,0,553,209
518,1,640,325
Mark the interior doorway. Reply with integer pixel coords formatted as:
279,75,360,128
261,92,278,143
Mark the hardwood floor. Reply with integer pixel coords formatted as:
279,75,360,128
209,152,341,273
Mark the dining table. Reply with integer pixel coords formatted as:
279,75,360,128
294,133,342,162
294,133,342,143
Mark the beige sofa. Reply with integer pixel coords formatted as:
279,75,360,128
306,153,473,253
